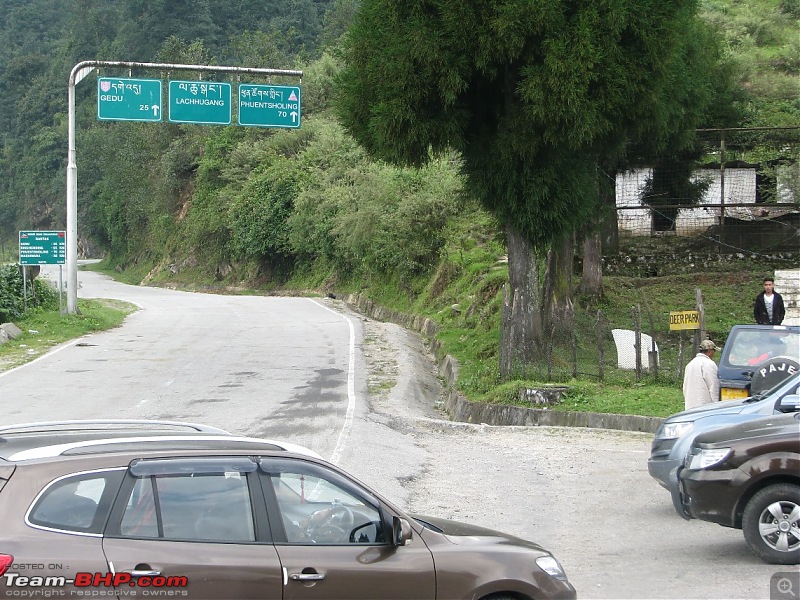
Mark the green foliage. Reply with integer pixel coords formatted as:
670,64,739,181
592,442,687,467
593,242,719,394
155,36,214,64
286,120,464,282
228,31,288,70
81,121,173,259
0,2,793,421
700,0,800,125
301,52,343,116
229,156,309,264
336,0,733,249
0,265,58,322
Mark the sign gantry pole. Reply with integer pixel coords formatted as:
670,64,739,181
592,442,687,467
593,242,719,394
66,60,303,314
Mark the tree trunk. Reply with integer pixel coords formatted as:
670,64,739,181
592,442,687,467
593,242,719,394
499,223,542,380
580,163,615,297
579,232,603,298
542,235,574,343
603,206,619,253
598,163,619,253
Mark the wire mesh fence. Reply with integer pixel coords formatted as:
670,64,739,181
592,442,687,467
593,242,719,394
615,127,800,253
508,306,700,388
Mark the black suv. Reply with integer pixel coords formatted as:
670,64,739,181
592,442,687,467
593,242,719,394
677,412,800,565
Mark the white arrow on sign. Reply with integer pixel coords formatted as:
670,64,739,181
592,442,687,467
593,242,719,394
291,111,298,123
153,105,160,117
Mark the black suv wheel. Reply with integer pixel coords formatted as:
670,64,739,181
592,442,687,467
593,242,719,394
742,483,800,565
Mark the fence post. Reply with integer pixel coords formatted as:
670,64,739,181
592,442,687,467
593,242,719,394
572,328,578,379
632,305,642,382
642,295,659,381
719,129,726,237
695,288,705,349
597,310,605,382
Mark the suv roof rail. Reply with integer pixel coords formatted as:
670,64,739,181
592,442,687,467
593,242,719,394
7,435,322,462
0,419,231,435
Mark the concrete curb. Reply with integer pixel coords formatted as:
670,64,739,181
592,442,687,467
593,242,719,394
342,293,664,435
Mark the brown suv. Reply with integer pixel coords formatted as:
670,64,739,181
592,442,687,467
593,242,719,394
677,411,800,564
0,420,576,599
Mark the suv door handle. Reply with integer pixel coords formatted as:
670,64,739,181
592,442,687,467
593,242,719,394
130,570,161,577
289,573,325,581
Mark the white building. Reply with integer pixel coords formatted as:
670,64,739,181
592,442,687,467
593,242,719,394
616,165,798,236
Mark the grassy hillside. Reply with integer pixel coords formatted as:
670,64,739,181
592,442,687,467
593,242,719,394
700,0,799,125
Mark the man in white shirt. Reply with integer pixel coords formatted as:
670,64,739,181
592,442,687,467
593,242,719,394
683,339,720,410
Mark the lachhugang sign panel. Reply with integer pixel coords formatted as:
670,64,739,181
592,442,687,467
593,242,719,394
168,80,232,125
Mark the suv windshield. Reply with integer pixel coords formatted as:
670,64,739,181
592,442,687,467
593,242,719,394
744,372,800,403
723,329,799,368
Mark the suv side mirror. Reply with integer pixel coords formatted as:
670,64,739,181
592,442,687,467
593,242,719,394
778,394,800,413
392,516,412,546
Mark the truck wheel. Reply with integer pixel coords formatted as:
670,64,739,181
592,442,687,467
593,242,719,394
742,484,800,565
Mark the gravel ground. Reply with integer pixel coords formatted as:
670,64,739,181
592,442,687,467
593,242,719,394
355,315,783,600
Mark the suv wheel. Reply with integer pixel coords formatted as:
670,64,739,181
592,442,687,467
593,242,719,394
742,484,800,565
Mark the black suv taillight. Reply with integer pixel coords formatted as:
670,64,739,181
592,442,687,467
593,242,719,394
0,555,13,577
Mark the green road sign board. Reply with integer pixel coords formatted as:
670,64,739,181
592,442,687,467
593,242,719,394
238,84,301,128
169,80,232,125
97,78,162,122
19,231,66,265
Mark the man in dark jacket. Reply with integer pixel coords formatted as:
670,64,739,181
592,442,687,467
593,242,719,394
753,277,785,325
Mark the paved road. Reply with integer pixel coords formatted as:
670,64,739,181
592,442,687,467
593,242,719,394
0,268,369,462
0,268,790,599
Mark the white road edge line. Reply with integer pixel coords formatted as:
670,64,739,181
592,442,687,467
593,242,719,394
0,338,84,379
309,299,356,465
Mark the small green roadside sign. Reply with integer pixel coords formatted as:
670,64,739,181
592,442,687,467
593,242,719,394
19,231,66,265
169,80,232,125
238,84,301,128
97,78,162,122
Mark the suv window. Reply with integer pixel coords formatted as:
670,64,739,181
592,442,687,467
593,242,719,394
262,460,385,545
724,329,800,368
119,472,255,542
28,469,125,534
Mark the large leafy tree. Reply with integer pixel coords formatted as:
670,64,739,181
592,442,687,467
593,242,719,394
336,0,727,376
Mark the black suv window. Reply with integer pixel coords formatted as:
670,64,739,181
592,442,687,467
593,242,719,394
118,459,256,543
28,469,125,534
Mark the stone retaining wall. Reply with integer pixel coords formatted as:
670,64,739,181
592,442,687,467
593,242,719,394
342,293,665,434
601,251,798,278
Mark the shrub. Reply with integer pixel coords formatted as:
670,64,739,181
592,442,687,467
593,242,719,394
0,264,58,323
